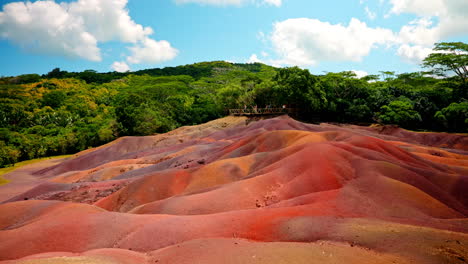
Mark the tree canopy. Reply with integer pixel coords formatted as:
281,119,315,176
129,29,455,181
422,42,468,90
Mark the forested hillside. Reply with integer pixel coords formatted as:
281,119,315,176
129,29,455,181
0,57,467,167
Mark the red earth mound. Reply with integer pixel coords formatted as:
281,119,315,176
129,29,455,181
0,116,467,264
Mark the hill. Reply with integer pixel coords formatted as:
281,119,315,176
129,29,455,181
0,116,467,263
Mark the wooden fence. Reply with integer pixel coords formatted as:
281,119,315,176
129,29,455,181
229,108,296,116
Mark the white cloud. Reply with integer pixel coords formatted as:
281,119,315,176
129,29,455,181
0,1,100,61
433,0,468,39
0,0,177,65
388,0,468,63
174,0,281,6
249,0,467,68
261,51,269,57
364,6,376,20
396,44,433,63
262,0,282,7
389,0,445,16
127,38,178,64
351,70,369,78
397,18,438,46
247,54,263,63
270,18,395,66
262,0,467,67
389,0,468,40
111,61,130,72
69,0,153,43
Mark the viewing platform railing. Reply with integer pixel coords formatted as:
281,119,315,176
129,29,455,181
229,108,296,116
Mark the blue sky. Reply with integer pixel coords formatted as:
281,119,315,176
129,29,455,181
0,0,467,77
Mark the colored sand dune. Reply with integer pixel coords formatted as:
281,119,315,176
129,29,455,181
0,116,467,264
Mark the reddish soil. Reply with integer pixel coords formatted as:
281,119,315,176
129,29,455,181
0,116,467,264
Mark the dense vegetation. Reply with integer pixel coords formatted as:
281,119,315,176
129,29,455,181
0,43,466,167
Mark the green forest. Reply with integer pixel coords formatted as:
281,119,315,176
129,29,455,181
0,42,467,168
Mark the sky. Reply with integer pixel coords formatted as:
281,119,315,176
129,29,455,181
0,0,467,77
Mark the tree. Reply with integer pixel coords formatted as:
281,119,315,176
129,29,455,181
434,101,468,132
272,67,326,112
376,97,422,128
379,71,396,81
316,72,370,122
0,141,20,167
13,74,41,84
42,90,67,108
422,42,468,89
45,68,67,79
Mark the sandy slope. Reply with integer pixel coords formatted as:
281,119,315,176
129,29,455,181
0,116,467,263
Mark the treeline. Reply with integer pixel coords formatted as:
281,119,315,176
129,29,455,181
0,62,275,167
1,61,265,85
0,60,467,167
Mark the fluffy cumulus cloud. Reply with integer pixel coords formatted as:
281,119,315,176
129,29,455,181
111,61,130,72
127,38,179,64
270,18,395,66
0,0,178,67
389,0,445,16
390,0,468,62
174,0,281,6
397,18,438,46
0,1,100,61
263,0,468,67
351,70,369,78
396,44,433,63
247,54,263,63
68,0,153,43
